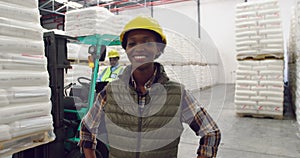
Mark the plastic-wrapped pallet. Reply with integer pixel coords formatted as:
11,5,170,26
65,7,134,37
65,6,114,37
67,43,90,60
234,59,284,118
235,0,284,59
103,15,133,35
157,29,219,90
0,0,54,156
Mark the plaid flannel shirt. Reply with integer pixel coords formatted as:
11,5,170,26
80,63,221,157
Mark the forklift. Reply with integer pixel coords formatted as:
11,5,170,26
12,32,120,158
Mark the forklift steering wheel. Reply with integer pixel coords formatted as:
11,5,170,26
77,77,91,86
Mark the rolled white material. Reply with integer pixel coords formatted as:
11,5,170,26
259,28,282,34
236,40,258,46
236,11,257,17
258,19,281,25
260,38,283,44
0,102,52,124
238,50,259,54
0,125,11,141
258,8,280,15
0,2,40,23
0,23,42,40
0,36,44,55
260,80,283,86
258,101,282,107
251,84,268,90
236,21,257,27
235,90,257,96
7,86,51,104
235,17,260,23
0,17,42,33
259,90,283,97
0,62,47,71
250,95,267,101
235,100,257,106
0,89,9,106
252,65,267,70
235,95,250,100
265,44,283,48
236,46,252,51
9,115,53,138
267,96,283,102
236,31,257,37
236,84,251,90
260,70,282,75
238,60,260,66
0,71,49,88
0,54,47,71
237,65,252,70
236,70,258,76
0,0,38,8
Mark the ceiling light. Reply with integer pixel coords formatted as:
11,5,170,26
55,0,68,3
67,1,83,8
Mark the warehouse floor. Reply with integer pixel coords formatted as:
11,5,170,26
178,84,300,158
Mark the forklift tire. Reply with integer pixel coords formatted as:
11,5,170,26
66,148,103,158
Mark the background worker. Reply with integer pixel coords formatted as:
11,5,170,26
97,49,123,82
80,15,221,158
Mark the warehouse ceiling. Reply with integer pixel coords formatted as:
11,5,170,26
38,0,192,16
38,0,192,29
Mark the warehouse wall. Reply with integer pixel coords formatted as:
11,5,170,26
150,0,296,84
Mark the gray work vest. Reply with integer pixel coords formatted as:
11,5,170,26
104,78,184,158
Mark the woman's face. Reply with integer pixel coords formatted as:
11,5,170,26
125,29,160,69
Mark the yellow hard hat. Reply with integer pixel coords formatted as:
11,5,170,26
108,49,120,58
120,15,167,49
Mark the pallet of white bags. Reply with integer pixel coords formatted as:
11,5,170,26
236,53,284,60
236,112,283,120
0,130,55,157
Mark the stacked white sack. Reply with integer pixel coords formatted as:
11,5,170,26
0,125,11,142
9,115,53,138
235,59,284,116
156,30,218,90
163,30,204,64
0,0,54,156
162,65,215,91
102,15,133,36
67,43,90,60
235,0,284,56
65,6,113,37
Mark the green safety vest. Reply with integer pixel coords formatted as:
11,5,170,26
100,65,123,82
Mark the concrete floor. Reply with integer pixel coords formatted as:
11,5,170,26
178,84,300,158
